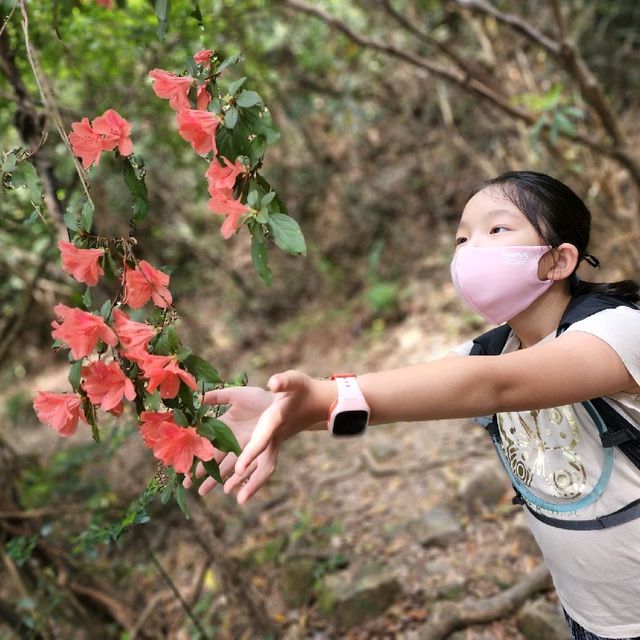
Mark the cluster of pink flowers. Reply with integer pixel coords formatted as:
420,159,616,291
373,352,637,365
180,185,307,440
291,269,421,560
148,51,250,238
35,229,216,474
68,109,132,169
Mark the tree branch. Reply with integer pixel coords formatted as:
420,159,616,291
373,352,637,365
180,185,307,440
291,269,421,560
419,563,553,640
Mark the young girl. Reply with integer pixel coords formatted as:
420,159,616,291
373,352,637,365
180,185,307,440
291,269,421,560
185,171,640,640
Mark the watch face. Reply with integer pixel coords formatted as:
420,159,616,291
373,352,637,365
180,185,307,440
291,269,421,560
332,410,368,436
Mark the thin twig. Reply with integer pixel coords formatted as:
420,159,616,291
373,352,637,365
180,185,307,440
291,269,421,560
19,0,94,209
141,530,210,639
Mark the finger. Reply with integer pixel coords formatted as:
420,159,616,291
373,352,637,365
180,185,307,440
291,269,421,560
202,387,240,406
237,459,276,505
223,460,258,495
183,473,193,489
234,402,283,475
198,475,218,496
218,454,238,482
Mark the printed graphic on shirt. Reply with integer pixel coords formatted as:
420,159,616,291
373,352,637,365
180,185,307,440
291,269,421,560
497,406,587,499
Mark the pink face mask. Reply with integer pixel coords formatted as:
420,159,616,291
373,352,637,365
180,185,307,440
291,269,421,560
450,245,554,325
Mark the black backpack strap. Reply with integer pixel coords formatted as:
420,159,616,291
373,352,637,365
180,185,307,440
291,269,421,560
556,293,639,336
520,496,640,530
469,324,512,357
589,397,640,469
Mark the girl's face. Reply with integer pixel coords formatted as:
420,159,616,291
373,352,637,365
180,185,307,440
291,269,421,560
454,187,544,252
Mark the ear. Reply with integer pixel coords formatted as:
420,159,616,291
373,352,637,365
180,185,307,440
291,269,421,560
541,243,580,281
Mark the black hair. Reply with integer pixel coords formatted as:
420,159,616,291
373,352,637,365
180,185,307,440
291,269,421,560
474,170,639,303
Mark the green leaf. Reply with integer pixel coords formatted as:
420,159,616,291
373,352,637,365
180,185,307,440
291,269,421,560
82,287,92,309
176,346,192,361
229,371,248,386
68,360,83,392
160,479,173,504
80,200,94,233
227,76,246,95
155,0,170,39
122,157,149,223
153,325,180,355
185,58,198,77
247,189,259,208
62,209,80,231
183,355,222,384
146,391,161,411
255,209,268,224
216,52,241,75
83,400,100,443
12,161,41,203
174,483,189,518
173,408,189,426
251,228,272,285
224,105,238,129
2,150,17,173
100,299,112,320
236,90,261,108
267,213,307,256
202,459,223,484
261,191,276,207
178,382,195,412
200,417,241,455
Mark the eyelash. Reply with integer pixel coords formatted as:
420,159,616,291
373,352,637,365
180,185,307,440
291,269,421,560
455,225,509,245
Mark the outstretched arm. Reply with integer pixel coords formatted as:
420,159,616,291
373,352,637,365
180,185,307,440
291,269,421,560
226,331,633,503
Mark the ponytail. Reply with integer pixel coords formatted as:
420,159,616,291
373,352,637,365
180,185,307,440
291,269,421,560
570,274,640,303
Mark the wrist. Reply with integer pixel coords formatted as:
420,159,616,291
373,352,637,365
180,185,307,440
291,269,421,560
308,378,338,429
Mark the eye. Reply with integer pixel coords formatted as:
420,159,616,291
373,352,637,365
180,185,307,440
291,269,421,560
455,237,467,246
490,225,509,234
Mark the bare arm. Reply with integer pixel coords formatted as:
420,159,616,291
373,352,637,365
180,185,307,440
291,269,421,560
236,331,633,467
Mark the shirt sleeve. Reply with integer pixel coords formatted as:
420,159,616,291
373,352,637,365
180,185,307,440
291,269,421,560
564,306,640,386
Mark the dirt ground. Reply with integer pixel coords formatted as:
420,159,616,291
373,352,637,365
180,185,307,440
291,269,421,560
3,271,565,639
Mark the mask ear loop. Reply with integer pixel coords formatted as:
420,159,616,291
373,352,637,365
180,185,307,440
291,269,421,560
583,253,601,268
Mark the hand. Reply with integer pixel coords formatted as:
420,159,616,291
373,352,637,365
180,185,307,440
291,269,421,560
185,370,331,504
183,384,274,501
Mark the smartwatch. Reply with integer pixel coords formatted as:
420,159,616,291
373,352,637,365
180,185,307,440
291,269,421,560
327,373,370,436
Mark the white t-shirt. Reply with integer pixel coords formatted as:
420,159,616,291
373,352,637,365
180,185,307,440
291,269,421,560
452,306,640,638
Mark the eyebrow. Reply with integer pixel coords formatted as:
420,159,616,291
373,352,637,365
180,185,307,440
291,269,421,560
456,209,521,231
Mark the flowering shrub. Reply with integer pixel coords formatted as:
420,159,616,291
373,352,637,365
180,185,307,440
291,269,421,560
31,50,307,518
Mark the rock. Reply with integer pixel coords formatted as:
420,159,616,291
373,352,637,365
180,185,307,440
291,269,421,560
423,557,467,601
278,558,318,608
407,505,463,548
318,564,403,629
458,462,511,514
368,441,399,462
517,599,572,640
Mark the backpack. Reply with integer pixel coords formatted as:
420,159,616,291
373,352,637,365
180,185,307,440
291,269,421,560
469,292,640,530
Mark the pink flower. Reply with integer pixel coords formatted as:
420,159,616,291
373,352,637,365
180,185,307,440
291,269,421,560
139,411,216,474
51,304,118,359
205,157,246,193
138,354,198,399
33,392,87,437
139,411,174,448
81,360,136,412
207,188,250,239
69,118,104,169
112,308,156,352
92,109,133,156
58,240,105,286
193,49,213,68
149,69,194,112
154,423,215,473
196,84,211,111
123,260,172,309
176,109,220,155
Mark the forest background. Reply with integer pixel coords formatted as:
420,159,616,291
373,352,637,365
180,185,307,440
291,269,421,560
1,0,640,638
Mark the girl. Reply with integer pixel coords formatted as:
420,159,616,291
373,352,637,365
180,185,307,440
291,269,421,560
185,171,640,639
